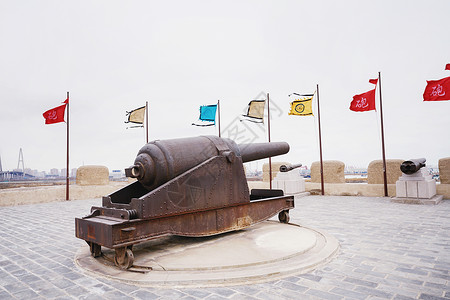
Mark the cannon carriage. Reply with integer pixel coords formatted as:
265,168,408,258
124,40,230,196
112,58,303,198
75,136,294,269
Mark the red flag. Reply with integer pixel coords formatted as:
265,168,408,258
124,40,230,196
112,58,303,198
349,78,378,112
445,64,450,70
423,76,450,101
350,89,376,112
43,103,67,124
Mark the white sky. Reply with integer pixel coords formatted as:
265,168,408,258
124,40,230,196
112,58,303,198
0,0,449,173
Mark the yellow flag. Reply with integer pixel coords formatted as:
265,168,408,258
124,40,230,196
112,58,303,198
289,97,313,116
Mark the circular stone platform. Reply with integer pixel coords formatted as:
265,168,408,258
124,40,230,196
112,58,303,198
75,221,339,288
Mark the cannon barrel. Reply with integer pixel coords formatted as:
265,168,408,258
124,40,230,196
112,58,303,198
238,142,290,163
280,163,302,172
400,158,426,175
125,136,289,190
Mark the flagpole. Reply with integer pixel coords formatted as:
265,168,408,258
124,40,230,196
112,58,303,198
267,93,272,190
217,100,221,137
378,72,388,196
145,101,149,143
316,84,325,195
66,91,69,201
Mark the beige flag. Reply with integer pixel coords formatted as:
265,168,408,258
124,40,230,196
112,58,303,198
126,106,146,124
243,100,265,122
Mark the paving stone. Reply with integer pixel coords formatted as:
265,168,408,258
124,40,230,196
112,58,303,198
37,286,68,298
296,277,336,291
429,272,450,280
102,282,140,294
305,288,343,300
0,290,15,300
330,287,368,300
298,273,323,282
3,282,29,294
50,277,76,289
0,196,449,299
78,292,108,300
275,280,309,292
256,286,307,300
205,287,237,298
353,286,394,298
180,296,198,300
27,279,55,291
393,295,416,300
179,288,213,298
102,289,135,300
417,286,449,297
88,283,116,295
230,285,263,296
153,289,188,298
424,282,448,290
63,285,90,297
343,276,378,288
205,295,229,300
2,263,21,273
61,270,85,280
20,273,42,283
130,289,160,299
395,267,429,276
229,294,260,300
378,283,419,299
0,275,19,286
419,293,448,300
318,277,358,291
386,274,424,286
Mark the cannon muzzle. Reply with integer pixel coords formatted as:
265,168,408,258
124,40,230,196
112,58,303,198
238,142,289,163
280,163,302,172
400,158,426,175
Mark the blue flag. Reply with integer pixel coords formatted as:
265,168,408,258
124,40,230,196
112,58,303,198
200,105,217,122
193,104,217,126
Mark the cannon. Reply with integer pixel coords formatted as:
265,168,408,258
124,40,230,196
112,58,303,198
280,163,302,173
400,158,426,175
75,136,294,269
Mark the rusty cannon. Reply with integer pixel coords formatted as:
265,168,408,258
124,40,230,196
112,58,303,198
400,158,426,175
75,136,294,269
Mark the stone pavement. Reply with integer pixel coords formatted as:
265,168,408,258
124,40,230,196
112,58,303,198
0,195,449,299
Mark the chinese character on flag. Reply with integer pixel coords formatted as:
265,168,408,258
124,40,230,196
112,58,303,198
423,77,450,101
349,79,378,112
43,98,68,124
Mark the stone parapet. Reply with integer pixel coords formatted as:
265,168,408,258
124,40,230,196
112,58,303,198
1,181,448,207
367,159,403,184
262,162,289,182
310,160,345,183
0,182,128,206
76,165,109,185
439,157,450,184
305,182,397,197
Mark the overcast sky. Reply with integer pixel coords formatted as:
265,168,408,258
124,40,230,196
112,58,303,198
0,0,449,174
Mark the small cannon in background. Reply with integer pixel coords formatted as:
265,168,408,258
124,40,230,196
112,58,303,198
400,158,426,175
280,163,302,173
75,136,294,269
393,157,442,204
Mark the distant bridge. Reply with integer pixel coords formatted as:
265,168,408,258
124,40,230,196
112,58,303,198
0,171,35,181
